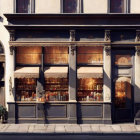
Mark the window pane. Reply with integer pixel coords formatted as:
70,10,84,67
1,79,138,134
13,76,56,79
45,78,69,101
44,47,68,64
115,77,131,108
110,0,125,13
16,78,37,101
115,55,132,65
16,47,42,65
77,78,103,101
77,47,103,64
63,0,78,13
16,0,30,13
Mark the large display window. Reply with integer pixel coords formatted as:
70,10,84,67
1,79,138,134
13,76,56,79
77,78,103,101
16,78,37,101
77,46,103,102
115,77,131,108
44,46,69,101
45,78,68,101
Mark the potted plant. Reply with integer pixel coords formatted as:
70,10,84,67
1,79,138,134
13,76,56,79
0,105,8,123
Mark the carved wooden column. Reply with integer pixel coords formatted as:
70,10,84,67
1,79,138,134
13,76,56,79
103,45,112,124
134,46,140,124
103,30,112,123
104,30,111,102
36,47,45,123
104,30,111,42
135,31,140,103
8,30,16,123
68,29,77,123
103,45,111,102
69,44,77,101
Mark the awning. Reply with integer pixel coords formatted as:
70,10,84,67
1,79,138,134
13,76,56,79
14,67,39,78
44,67,68,78
77,67,103,78
116,77,131,83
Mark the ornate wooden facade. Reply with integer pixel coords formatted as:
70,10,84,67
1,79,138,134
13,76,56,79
4,13,140,124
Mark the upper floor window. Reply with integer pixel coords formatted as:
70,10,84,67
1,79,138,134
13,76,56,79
16,0,34,13
110,0,129,13
63,0,82,13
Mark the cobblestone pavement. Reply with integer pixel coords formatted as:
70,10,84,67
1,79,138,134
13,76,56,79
0,124,140,134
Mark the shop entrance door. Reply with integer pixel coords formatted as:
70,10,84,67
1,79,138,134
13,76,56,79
112,49,134,123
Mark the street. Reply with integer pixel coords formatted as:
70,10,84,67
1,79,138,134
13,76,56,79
0,134,140,140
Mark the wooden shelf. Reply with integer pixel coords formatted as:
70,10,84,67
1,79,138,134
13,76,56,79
45,89,68,91
45,83,68,85
78,90,103,91
16,89,36,91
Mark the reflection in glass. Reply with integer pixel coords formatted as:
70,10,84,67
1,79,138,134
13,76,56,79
45,78,69,101
63,0,78,13
115,77,131,108
110,0,125,13
77,47,103,64
16,78,37,101
16,47,42,65
16,0,30,13
44,46,68,64
115,55,131,65
77,78,103,101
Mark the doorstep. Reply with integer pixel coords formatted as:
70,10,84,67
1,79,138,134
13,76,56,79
0,124,140,135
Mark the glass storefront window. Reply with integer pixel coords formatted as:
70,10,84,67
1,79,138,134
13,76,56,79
115,55,132,65
115,77,131,108
44,46,68,64
16,47,42,65
45,78,69,101
77,47,103,64
77,78,103,101
16,78,37,101
110,0,125,13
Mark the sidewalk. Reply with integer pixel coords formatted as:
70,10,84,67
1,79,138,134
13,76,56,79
0,124,140,135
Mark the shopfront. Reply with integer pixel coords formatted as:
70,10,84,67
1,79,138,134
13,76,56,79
112,49,135,123
5,14,140,124
8,44,136,124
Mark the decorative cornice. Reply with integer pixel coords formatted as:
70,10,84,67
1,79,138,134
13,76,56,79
4,14,140,29
104,45,111,56
70,44,76,55
70,30,75,41
135,46,140,56
10,46,15,55
135,30,140,42
104,30,111,42
9,30,15,41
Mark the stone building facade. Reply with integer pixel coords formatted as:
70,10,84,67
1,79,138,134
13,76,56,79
0,0,140,124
